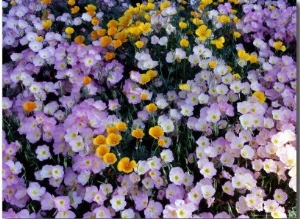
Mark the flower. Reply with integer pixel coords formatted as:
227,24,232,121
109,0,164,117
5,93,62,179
180,38,189,47
131,128,145,139
145,103,157,113
169,167,185,185
27,182,46,201
110,195,126,211
252,91,266,104
65,27,74,35
106,133,122,146
211,36,225,49
95,144,110,157
149,126,164,139
195,25,212,41
103,153,117,165
23,101,37,112
54,196,71,211
117,157,137,173
35,145,51,161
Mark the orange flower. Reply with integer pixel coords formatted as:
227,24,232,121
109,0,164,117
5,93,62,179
115,122,127,132
149,126,164,139
71,6,80,14
40,0,51,4
74,35,85,44
100,36,112,47
36,36,44,42
135,41,144,49
106,133,122,146
112,40,122,49
95,144,110,157
103,153,117,164
131,128,145,139
115,32,127,43
108,27,118,36
23,101,37,112
117,157,137,173
145,103,157,113
104,52,116,61
82,76,92,85
91,17,99,26
67,0,75,6
97,29,107,37
93,135,106,146
90,31,98,40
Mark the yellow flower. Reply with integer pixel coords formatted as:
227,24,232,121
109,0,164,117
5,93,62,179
117,157,137,173
249,54,258,64
93,135,106,146
160,1,171,10
195,25,211,41
82,76,92,85
232,73,241,80
42,20,52,30
139,74,151,85
139,22,152,34
104,52,116,61
115,122,127,132
252,91,266,104
103,153,117,165
145,103,157,113
233,31,241,38
106,133,122,146
36,36,44,42
208,60,217,69
71,6,80,14
74,35,85,44
237,50,250,61
201,0,212,6
179,21,187,29
67,0,75,6
146,70,157,78
179,83,191,90
65,27,74,35
217,15,231,23
23,101,37,112
211,36,225,49
10,1,17,6
149,126,164,139
135,41,144,49
100,36,112,47
180,38,189,47
192,18,204,26
95,144,110,157
131,128,145,139
273,41,286,51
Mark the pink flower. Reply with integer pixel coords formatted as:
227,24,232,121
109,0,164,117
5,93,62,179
169,167,185,185
273,189,288,204
54,196,71,211
27,182,46,201
144,200,163,218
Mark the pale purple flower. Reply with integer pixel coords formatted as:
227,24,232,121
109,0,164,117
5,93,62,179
27,182,46,201
54,196,71,211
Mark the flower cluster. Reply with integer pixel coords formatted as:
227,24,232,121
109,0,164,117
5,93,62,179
2,0,296,218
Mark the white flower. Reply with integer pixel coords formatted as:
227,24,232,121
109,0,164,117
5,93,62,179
201,185,216,199
36,145,51,161
110,195,126,212
52,165,64,179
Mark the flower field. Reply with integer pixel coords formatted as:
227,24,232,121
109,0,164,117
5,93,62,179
2,0,297,218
